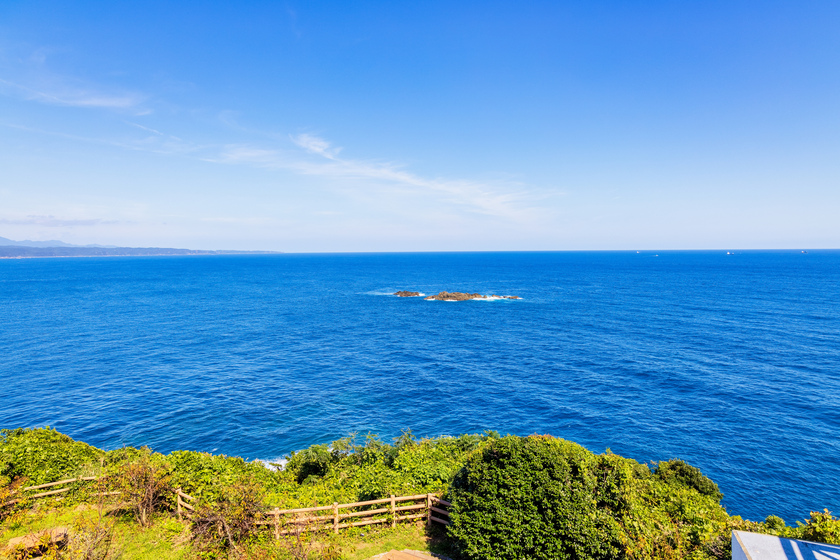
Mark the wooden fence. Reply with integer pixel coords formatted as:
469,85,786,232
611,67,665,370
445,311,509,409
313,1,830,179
2,475,103,507
258,493,451,538
175,488,196,519
5,476,453,538
176,490,451,538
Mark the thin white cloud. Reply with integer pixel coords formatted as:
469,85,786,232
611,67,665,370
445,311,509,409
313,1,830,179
218,135,538,221
3,104,546,224
125,121,164,136
290,133,342,159
0,215,118,227
1,122,202,157
0,78,144,110
199,216,271,225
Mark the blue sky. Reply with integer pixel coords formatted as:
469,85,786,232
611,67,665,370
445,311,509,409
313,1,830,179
1,1,838,251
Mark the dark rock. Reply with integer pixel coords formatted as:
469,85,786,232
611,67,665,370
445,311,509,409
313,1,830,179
424,291,520,301
425,291,482,301
394,291,421,297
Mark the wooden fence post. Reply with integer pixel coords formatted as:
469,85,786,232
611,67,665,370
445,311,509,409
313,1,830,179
176,489,182,520
273,508,280,540
390,495,396,528
426,494,432,527
333,502,339,534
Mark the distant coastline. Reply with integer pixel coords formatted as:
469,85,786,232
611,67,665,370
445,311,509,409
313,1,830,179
0,246,281,259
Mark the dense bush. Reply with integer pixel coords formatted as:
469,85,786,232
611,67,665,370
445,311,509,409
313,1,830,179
191,477,266,558
447,435,626,560
446,435,739,560
655,459,723,501
166,449,278,503
109,448,173,527
277,431,497,507
285,443,334,484
790,510,840,545
0,428,103,485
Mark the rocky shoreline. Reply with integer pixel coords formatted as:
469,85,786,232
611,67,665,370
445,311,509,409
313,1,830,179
394,291,519,301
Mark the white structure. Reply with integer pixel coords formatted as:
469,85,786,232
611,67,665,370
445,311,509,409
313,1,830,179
733,530,840,560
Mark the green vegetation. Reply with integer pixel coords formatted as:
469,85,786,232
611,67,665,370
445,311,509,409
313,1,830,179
0,428,104,486
1,427,839,559
447,435,729,559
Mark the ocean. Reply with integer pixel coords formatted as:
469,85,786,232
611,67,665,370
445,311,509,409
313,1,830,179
1,251,838,523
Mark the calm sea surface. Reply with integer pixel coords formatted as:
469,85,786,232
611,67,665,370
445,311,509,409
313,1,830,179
1,251,838,522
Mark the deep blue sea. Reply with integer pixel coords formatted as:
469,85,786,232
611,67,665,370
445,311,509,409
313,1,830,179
1,251,838,523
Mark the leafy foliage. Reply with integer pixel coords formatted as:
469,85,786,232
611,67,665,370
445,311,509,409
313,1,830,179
65,507,122,560
655,459,723,501
447,435,626,560
109,448,173,527
165,449,277,503
0,428,103,486
788,510,840,545
0,477,26,523
274,431,498,508
190,477,265,558
3,427,840,559
446,435,744,560
285,444,334,484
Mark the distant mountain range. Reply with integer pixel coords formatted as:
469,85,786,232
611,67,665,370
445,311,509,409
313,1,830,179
0,237,280,258
0,236,117,248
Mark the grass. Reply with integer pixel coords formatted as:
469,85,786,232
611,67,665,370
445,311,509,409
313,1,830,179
1,505,191,559
332,523,435,560
114,516,191,559
1,503,451,559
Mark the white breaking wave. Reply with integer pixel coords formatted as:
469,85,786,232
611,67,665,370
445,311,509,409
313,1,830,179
258,457,288,471
364,291,426,297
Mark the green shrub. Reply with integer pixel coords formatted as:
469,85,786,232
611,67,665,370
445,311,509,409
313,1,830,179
788,510,840,545
764,515,786,532
110,448,173,527
447,435,626,560
277,432,496,507
166,449,278,503
10,426,840,558
285,444,334,484
0,428,103,485
446,436,738,560
655,459,723,501
191,476,266,558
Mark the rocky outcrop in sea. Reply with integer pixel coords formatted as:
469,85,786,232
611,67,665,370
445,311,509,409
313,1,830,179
423,291,520,301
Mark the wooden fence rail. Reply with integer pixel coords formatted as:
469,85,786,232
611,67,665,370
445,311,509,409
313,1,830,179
175,488,196,520
4,474,452,537
255,492,450,538
2,475,104,507
175,490,450,538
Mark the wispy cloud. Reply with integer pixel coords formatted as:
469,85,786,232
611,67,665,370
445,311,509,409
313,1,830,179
219,134,538,220
0,78,146,112
290,133,342,159
0,215,119,227
2,79,546,223
1,121,202,157
199,216,271,225
124,121,164,136
0,44,147,113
